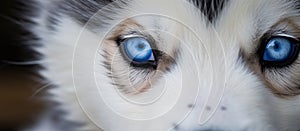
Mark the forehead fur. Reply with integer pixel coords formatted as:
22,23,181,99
189,0,229,23
59,0,230,26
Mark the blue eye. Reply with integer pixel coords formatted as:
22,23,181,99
262,36,299,67
263,37,294,61
121,37,155,64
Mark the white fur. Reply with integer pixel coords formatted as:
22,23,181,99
28,0,300,130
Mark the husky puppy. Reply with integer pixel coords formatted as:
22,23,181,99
27,0,300,130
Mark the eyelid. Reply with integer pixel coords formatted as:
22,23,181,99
119,34,146,40
117,33,157,50
274,33,299,41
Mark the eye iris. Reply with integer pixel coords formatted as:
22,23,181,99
124,37,154,62
263,38,294,62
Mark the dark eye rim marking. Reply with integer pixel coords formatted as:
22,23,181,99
117,33,160,69
258,33,300,69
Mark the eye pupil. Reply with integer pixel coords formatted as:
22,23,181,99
273,41,280,50
137,43,145,50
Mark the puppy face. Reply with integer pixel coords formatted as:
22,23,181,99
37,0,300,130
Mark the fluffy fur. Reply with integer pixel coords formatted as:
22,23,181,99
26,0,300,130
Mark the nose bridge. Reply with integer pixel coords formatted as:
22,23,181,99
191,32,245,124
179,27,243,106
198,50,227,125
175,29,273,130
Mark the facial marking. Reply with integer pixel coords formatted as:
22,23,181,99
189,0,229,23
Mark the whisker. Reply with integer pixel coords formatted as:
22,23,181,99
30,82,52,98
0,14,23,26
1,60,42,65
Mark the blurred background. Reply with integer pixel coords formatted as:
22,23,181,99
0,0,45,130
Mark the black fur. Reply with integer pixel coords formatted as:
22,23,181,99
190,0,229,23
0,0,40,65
